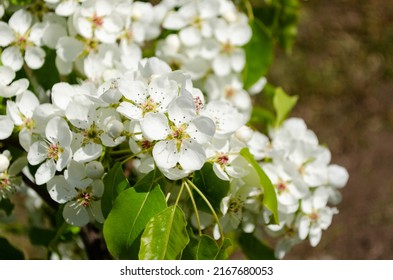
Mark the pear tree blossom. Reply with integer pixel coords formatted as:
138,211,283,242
0,9,46,70
0,2,349,261
47,160,104,226
27,117,73,185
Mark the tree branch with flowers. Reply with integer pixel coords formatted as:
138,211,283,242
0,0,348,260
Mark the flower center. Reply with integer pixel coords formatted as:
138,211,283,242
228,197,243,214
77,191,92,208
92,14,104,27
82,122,103,145
193,96,204,112
308,212,319,222
217,154,229,166
47,143,63,161
141,139,152,149
141,98,158,115
276,182,287,194
222,41,234,54
225,87,235,98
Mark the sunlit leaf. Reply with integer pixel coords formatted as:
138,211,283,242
139,205,189,260
240,148,278,224
273,87,298,127
103,169,166,259
243,18,274,89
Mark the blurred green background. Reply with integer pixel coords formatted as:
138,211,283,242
268,0,393,259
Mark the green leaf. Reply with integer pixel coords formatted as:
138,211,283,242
0,236,24,260
29,227,56,247
101,162,129,218
0,199,14,216
192,163,230,214
273,87,298,127
33,49,60,91
103,169,167,259
139,205,189,260
9,0,33,5
242,18,274,89
250,106,275,127
238,232,275,260
183,233,232,260
240,148,278,224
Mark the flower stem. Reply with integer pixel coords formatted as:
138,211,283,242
184,181,202,236
186,178,224,240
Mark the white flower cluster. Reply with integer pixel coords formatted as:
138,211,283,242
0,0,255,109
260,118,349,258
157,0,255,113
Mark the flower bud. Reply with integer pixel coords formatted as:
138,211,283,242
235,125,253,143
0,154,10,173
106,119,124,139
85,161,104,179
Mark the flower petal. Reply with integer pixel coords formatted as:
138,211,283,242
1,46,24,71
141,112,169,141
0,116,14,140
0,22,15,47
152,140,179,169
63,202,90,226
35,159,57,185
187,116,215,144
179,139,205,170
47,176,78,203
73,143,102,163
9,9,32,35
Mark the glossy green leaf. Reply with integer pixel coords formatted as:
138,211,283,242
243,18,274,89
103,169,167,259
0,199,14,216
101,162,129,218
0,236,24,260
238,232,275,260
139,205,189,260
192,163,230,214
240,148,278,224
273,87,298,127
183,233,232,260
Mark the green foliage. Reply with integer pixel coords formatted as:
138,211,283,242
183,230,232,260
101,162,128,218
243,18,274,89
273,87,298,127
192,163,230,214
28,227,56,247
240,148,278,224
0,236,24,260
9,0,33,5
0,198,14,216
103,169,167,259
253,0,299,53
139,205,189,260
33,49,60,91
238,232,276,260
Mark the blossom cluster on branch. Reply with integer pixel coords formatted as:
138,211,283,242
0,0,348,260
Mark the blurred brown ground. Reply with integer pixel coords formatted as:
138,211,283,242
268,0,393,259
